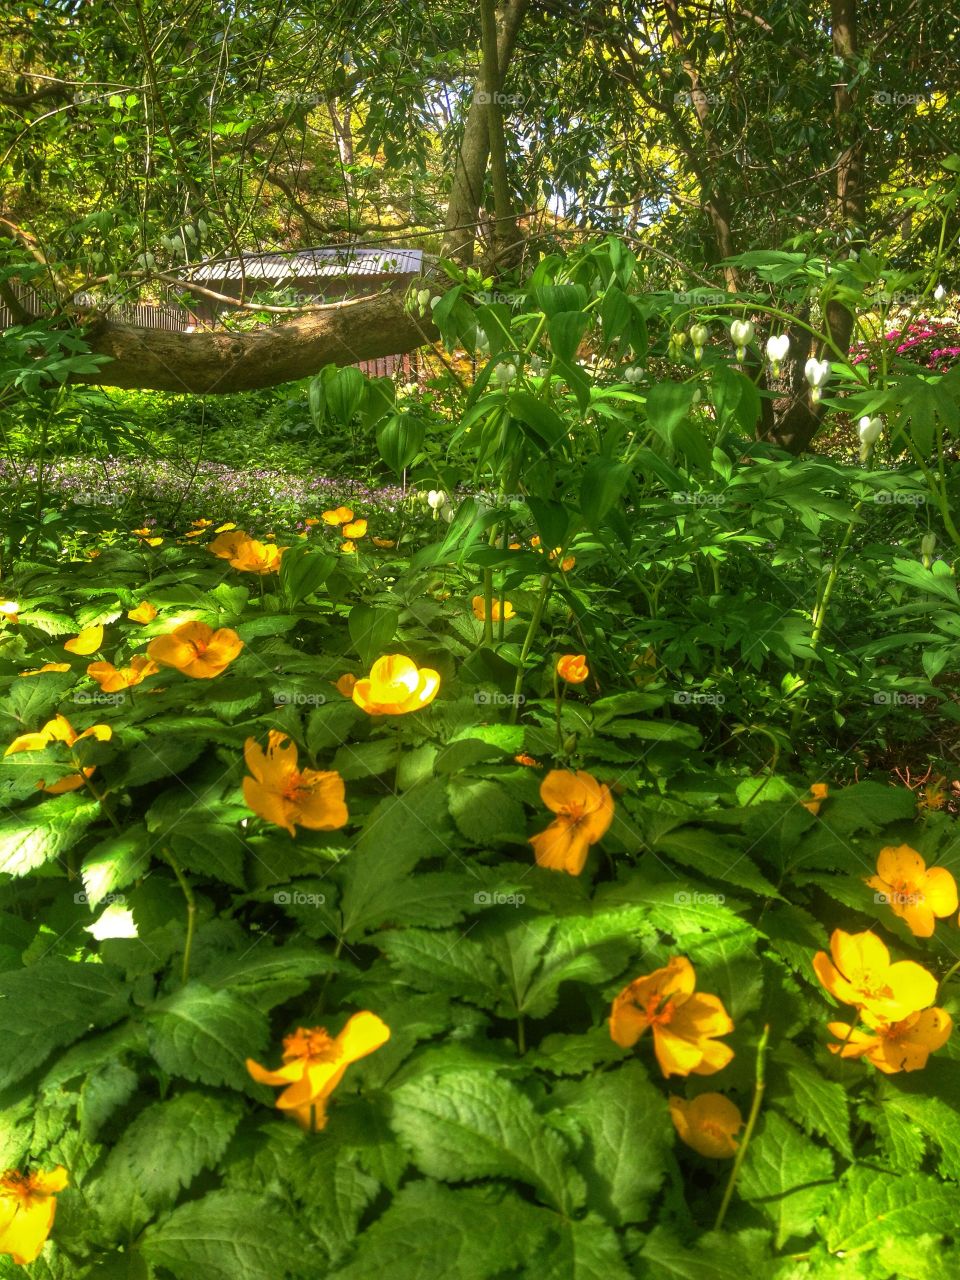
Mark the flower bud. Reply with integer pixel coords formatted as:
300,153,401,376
689,323,709,361
921,532,936,566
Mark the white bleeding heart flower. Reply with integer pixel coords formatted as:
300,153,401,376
858,415,882,445
934,284,946,302
805,358,832,401
766,334,790,374
624,366,644,384
494,363,517,386
729,320,754,359
689,324,709,362
427,489,447,510
442,506,455,523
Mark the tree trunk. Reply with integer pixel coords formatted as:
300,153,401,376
441,0,530,266
69,293,436,393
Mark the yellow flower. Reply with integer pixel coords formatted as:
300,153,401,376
514,753,541,768
610,956,734,1078
342,519,367,539
529,770,613,875
802,782,829,814
556,654,589,684
87,656,159,693
208,529,251,560
334,673,358,698
147,621,244,679
246,1012,390,1130
372,537,396,549
0,601,18,625
547,548,575,571
304,517,320,527
828,1007,952,1074
132,528,163,546
866,844,958,937
4,715,112,794
812,928,937,1021
0,1166,68,1265
669,1093,743,1158
191,518,213,528
18,663,71,677
243,731,348,837
340,540,357,554
471,596,515,622
127,601,158,624
64,625,103,655
322,506,354,526
229,539,286,574
352,654,440,716
215,522,237,532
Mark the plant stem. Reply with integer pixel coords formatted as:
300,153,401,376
714,1023,770,1231
164,848,196,985
509,573,551,723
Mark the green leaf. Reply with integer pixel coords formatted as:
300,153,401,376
0,794,101,876
508,392,569,451
580,458,633,527
279,544,336,605
652,827,781,898
377,413,425,475
447,777,527,845
738,1112,834,1247
146,983,269,1092
95,1092,244,1228
141,1191,303,1280
390,1068,585,1213
81,827,150,906
347,603,400,666
547,311,589,364
377,928,501,1005
770,1047,852,1159
820,1168,960,1254
544,1215,632,1280
558,1062,672,1224
328,1182,549,1280
337,779,454,938
0,958,128,1090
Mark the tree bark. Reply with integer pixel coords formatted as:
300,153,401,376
69,292,436,393
441,0,530,265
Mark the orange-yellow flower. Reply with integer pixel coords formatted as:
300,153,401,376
304,517,320,528
529,770,613,875
243,731,348,837
827,1007,952,1074
0,601,18,625
611,957,734,1077
229,538,286,574
132,527,162,546
215,522,237,533
127,601,158,624
547,548,576,571
334,673,358,698
191,518,213,528
147,621,244,679
64,625,103,655
342,519,367,539
246,1012,390,1130
87,656,159,693
322,506,354,526
514,753,541,768
471,596,515,622
372,537,396,549
669,1093,743,1158
812,928,937,1021
802,782,829,814
556,654,589,684
0,1166,68,1265
352,654,440,716
4,716,112,793
866,844,958,938
18,663,71,677
208,529,251,560
340,540,357,554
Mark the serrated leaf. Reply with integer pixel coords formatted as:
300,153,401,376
0,958,128,1090
390,1068,585,1213
0,794,101,876
820,1168,960,1253
738,1112,834,1247
141,1190,303,1280
146,983,268,1092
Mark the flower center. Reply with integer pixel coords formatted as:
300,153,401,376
282,1027,339,1062
645,993,677,1027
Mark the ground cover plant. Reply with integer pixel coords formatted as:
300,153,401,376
2,0,960,1273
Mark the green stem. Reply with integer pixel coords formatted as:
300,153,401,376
510,573,551,723
164,848,196,985
937,958,960,1003
714,1024,770,1232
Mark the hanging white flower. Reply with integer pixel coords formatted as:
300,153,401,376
805,358,831,402
765,334,790,376
493,363,518,386
689,323,709,362
427,489,447,511
858,415,882,462
729,320,754,360
934,284,946,302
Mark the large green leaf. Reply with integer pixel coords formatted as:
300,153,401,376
146,983,268,1092
738,1112,834,1248
141,1191,304,1280
390,1068,585,1214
